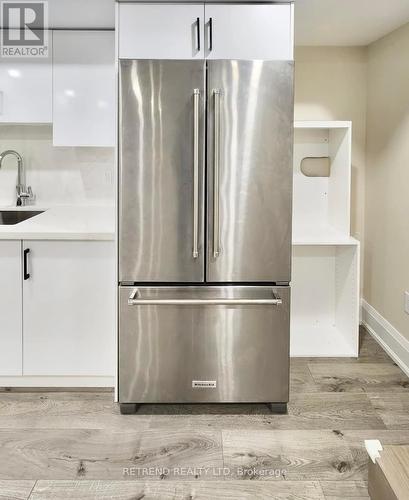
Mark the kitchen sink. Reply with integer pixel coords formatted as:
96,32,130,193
0,210,44,225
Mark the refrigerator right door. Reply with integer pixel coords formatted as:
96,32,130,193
207,60,294,283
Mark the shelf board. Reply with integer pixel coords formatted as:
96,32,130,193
294,120,352,130
292,225,359,246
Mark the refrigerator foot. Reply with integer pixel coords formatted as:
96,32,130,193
266,403,287,414
119,403,140,415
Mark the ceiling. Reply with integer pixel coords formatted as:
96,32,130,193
295,0,409,46
5,0,409,46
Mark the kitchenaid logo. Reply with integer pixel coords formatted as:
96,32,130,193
1,1,48,57
192,380,217,388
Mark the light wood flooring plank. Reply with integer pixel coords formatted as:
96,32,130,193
130,428,223,479
284,393,385,430
147,393,385,431
320,480,369,499
368,393,409,429
0,392,150,430
0,480,35,500
357,328,395,363
222,429,361,481
290,359,319,393
30,480,325,499
0,428,222,480
308,363,409,393
149,414,276,431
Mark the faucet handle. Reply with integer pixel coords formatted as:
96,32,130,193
26,186,35,204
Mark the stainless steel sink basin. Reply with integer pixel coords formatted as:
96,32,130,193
0,210,44,225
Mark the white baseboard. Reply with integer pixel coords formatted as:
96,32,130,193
0,376,114,388
361,299,409,378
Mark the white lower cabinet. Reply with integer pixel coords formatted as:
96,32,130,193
22,240,115,377
0,241,22,375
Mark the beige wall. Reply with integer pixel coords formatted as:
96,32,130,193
294,47,367,241
364,23,409,338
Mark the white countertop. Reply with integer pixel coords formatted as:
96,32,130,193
0,206,115,240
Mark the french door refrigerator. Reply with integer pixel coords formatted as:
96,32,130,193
118,58,294,413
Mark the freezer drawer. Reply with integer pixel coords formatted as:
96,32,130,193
119,286,290,404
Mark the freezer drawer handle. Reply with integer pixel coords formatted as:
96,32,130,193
193,88,200,259
213,89,221,259
128,289,283,306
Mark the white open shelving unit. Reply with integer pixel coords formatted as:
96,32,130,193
291,121,360,357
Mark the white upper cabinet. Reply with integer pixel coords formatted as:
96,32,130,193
117,3,293,61
53,30,115,147
118,3,205,59
0,29,52,123
0,241,22,376
205,4,294,60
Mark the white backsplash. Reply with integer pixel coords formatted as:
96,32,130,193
0,125,114,207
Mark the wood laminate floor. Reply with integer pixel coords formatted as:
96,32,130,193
1,327,408,499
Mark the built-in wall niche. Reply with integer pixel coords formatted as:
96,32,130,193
293,121,352,244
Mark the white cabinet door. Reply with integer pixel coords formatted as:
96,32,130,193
23,241,115,377
118,3,205,59
0,241,22,375
0,30,52,123
53,31,115,147
205,4,293,60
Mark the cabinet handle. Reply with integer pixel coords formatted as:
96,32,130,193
208,18,213,51
196,17,200,52
23,248,30,280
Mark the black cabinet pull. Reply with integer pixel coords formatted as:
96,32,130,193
209,17,213,51
196,17,200,51
23,248,30,280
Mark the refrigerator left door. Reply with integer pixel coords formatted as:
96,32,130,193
119,59,205,282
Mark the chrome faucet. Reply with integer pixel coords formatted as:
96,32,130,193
0,150,34,206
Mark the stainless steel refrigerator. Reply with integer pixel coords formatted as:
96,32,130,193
118,58,294,413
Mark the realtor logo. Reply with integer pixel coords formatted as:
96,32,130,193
1,1,48,57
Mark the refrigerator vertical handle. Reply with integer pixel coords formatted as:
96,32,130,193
193,89,200,259
213,89,221,259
